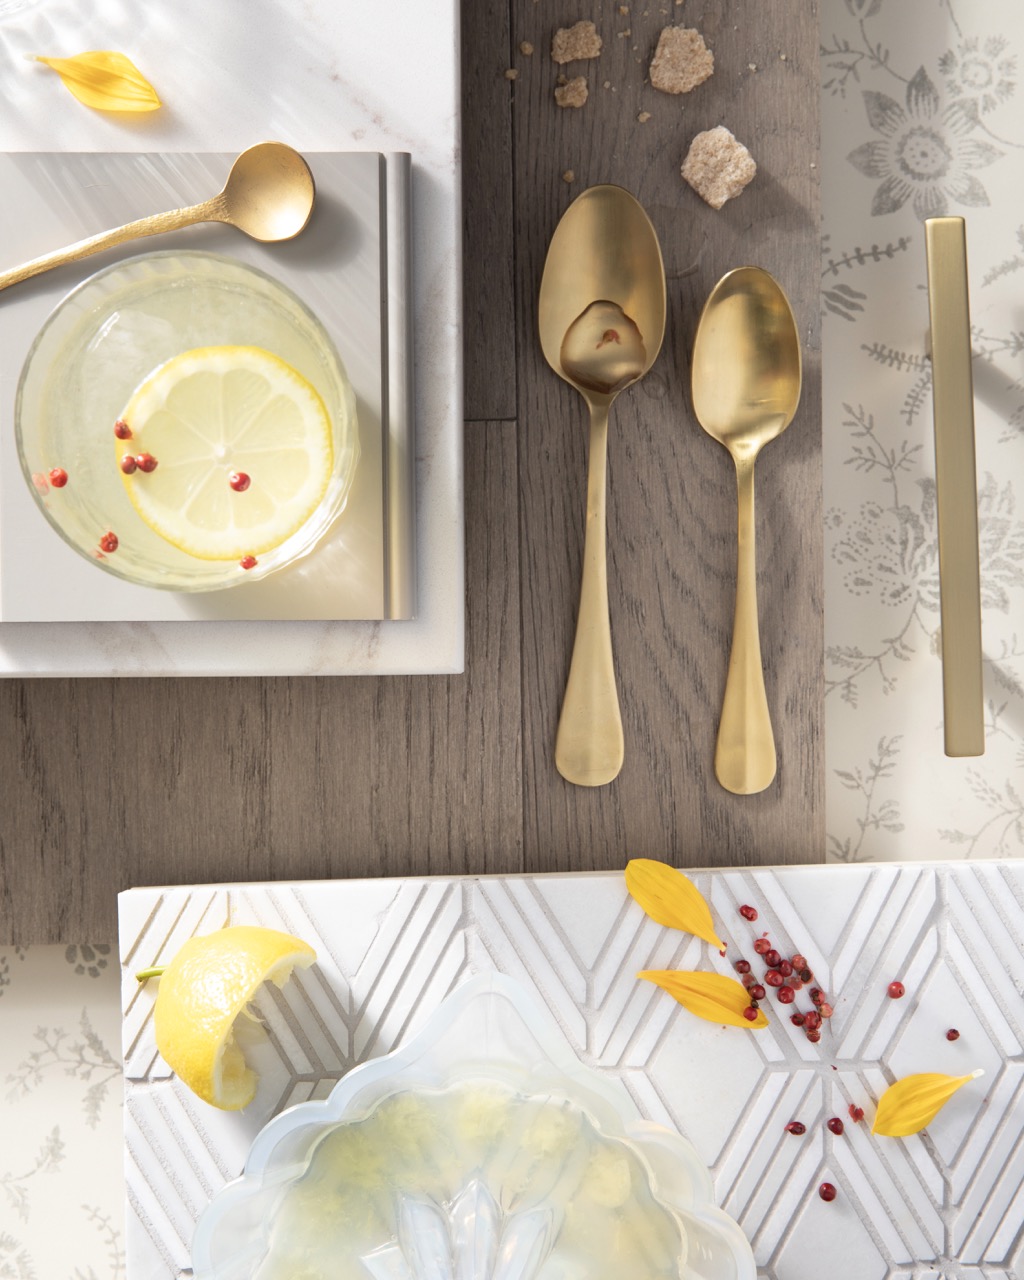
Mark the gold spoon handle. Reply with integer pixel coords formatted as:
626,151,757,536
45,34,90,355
0,195,226,293
715,453,776,795
555,400,624,787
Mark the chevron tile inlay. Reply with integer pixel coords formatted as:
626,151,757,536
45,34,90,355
120,863,1024,1280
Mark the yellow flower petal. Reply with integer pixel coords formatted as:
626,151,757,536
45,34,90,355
35,51,161,113
638,969,768,1029
872,1070,984,1137
625,859,725,949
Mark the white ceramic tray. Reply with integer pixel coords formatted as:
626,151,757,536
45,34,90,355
119,862,1024,1280
0,151,413,624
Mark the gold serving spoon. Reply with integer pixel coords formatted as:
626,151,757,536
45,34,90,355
691,267,802,795
539,185,666,787
0,141,315,293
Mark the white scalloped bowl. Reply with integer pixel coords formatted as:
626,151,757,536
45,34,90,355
191,973,755,1280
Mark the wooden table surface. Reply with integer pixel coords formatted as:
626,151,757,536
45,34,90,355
0,0,822,945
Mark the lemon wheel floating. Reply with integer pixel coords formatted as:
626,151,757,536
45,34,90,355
144,925,316,1110
116,345,334,560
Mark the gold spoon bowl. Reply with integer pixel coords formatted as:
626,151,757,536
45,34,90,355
691,266,802,795
538,185,666,787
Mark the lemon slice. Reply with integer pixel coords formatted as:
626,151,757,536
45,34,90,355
116,345,333,560
147,925,316,1110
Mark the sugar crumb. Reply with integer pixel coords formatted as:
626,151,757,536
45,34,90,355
681,125,757,209
551,20,602,64
649,26,714,95
554,75,589,107
520,41,534,55
504,68,518,80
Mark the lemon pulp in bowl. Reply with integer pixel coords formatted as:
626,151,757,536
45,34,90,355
16,251,358,592
251,1081,686,1280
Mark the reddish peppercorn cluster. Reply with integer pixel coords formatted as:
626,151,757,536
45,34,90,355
119,451,159,474
734,908,832,1040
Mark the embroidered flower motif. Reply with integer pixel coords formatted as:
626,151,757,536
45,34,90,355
830,500,938,610
64,943,111,978
847,67,1002,218
939,36,1016,115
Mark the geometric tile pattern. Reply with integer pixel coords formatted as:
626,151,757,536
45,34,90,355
119,863,1024,1280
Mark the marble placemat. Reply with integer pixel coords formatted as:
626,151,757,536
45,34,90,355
116,862,1024,1280
0,0,462,675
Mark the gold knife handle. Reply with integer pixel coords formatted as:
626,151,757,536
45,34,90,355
924,216,984,757
0,195,225,293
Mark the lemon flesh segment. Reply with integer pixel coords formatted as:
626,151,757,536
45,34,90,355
152,925,316,1110
117,346,333,560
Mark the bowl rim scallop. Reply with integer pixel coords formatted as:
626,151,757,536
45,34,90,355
190,971,756,1280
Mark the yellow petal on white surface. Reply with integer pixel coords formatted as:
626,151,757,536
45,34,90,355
872,1069,984,1137
33,51,161,112
638,969,768,1029
624,858,726,949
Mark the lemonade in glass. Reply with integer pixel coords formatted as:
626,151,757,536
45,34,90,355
16,250,359,591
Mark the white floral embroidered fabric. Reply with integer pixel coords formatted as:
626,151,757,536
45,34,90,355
823,0,1024,860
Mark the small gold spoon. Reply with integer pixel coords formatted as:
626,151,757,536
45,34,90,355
0,141,315,293
538,185,666,787
691,267,802,795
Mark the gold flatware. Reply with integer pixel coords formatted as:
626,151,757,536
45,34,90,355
0,142,315,294
691,267,801,795
924,216,984,757
538,185,666,787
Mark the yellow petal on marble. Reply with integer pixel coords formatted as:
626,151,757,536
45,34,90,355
872,1069,984,1137
638,969,768,1029
625,858,725,949
33,51,161,112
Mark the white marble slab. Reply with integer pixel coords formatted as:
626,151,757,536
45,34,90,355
116,863,1024,1280
0,0,462,673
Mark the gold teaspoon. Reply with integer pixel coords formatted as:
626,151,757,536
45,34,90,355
538,185,666,787
0,142,315,294
691,267,802,795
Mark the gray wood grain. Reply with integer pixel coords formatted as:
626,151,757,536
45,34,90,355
461,0,517,421
512,0,823,870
